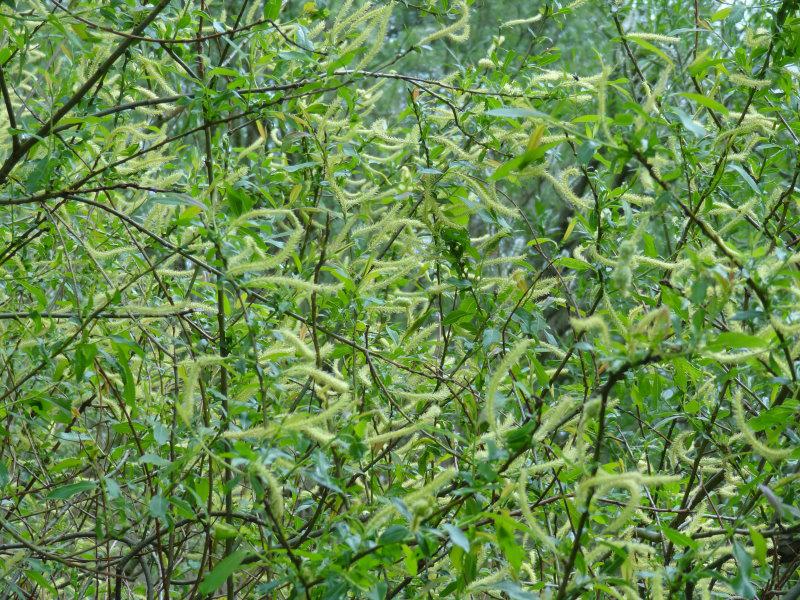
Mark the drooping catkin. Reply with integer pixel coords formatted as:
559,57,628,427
245,276,342,295
533,395,580,442
501,15,542,28
626,32,680,44
285,364,350,393
353,3,393,71
517,467,557,551
265,471,284,521
226,227,303,276
486,340,530,434
541,168,592,210
577,472,679,532
419,0,470,45
570,314,610,343
366,405,441,446
728,73,771,89
178,363,200,426
276,329,316,361
731,390,791,461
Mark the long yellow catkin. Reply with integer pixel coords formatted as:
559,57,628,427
419,0,470,45
285,364,350,393
517,467,558,551
626,32,680,44
533,396,580,442
570,314,610,343
486,340,531,435
728,73,771,89
265,471,284,521
226,226,303,276
731,390,791,461
541,169,592,210
245,276,342,295
366,405,441,445
276,329,316,361
501,15,542,28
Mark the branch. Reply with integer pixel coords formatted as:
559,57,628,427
0,66,19,153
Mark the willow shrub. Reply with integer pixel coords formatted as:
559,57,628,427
0,0,799,598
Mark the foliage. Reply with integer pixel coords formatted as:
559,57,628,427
0,0,799,598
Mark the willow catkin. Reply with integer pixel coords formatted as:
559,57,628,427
418,0,469,45
731,390,792,461
517,467,558,552
486,340,531,435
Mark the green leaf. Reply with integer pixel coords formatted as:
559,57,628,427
491,153,528,181
367,582,388,600
749,527,767,564
679,92,729,115
50,456,83,473
661,525,697,550
104,477,121,500
139,454,171,467
505,420,535,452
626,37,673,65
379,525,410,545
442,523,470,552
25,158,55,193
727,163,761,194
482,328,501,348
492,581,537,600
710,7,732,20
491,144,555,180
402,544,418,576
207,67,241,79
495,517,524,573
748,404,795,431
47,481,97,500
671,106,707,138
198,550,248,594
24,570,56,595
283,161,317,172
687,49,725,77
577,140,598,165
114,345,136,407
706,332,769,352
552,256,594,271
74,342,98,382
729,542,756,599
149,495,169,520
0,462,7,488
684,399,700,414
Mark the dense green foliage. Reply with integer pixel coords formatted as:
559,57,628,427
1,0,799,598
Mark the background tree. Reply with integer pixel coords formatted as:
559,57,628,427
0,0,799,598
